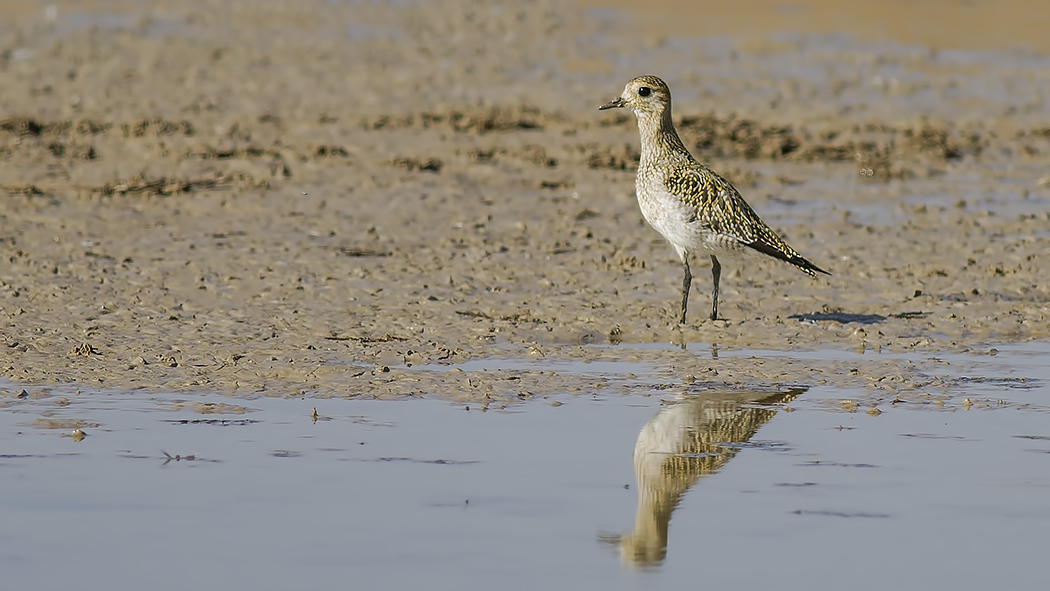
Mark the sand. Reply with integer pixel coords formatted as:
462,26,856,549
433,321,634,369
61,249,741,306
1,0,1048,402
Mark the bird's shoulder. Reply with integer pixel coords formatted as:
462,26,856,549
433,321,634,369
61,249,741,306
659,156,740,210
659,156,783,244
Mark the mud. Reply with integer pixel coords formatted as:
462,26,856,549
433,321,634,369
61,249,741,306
1,0,1048,401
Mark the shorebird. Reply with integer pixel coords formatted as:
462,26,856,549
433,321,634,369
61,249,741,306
599,75,829,323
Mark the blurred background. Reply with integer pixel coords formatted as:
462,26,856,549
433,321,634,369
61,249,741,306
582,0,1050,53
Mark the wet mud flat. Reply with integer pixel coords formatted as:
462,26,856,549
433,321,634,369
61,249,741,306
1,0,1049,402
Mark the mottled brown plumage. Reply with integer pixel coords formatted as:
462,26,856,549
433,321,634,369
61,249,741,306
600,75,828,323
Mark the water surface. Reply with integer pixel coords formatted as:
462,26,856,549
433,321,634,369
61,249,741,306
2,345,1048,590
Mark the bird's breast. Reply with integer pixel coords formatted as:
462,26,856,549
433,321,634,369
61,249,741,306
636,178,752,259
635,180,703,254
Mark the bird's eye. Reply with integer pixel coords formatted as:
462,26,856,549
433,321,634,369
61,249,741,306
637,87,651,97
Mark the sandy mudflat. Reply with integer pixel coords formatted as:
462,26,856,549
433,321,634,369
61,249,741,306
1,0,1048,401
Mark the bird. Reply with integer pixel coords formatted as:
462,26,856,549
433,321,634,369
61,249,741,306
599,75,829,323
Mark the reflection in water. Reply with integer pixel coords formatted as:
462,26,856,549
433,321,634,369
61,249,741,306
604,388,804,568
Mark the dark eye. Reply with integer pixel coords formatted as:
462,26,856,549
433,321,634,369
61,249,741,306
637,86,651,97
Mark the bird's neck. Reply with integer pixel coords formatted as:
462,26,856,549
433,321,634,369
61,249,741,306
637,110,690,164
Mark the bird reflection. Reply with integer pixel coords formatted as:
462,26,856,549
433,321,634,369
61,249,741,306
603,388,804,568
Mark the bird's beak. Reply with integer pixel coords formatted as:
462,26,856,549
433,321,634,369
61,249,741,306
598,97,625,110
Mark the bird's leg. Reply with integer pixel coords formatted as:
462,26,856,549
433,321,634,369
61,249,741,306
709,254,721,321
680,257,692,324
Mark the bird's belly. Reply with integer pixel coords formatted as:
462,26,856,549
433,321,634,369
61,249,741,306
637,190,697,250
637,188,744,258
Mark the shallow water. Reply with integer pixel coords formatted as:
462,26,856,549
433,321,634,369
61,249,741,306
3,344,1048,590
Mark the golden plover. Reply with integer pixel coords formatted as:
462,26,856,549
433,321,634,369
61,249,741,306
599,75,829,323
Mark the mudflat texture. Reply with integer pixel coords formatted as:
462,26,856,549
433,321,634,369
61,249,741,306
1,0,1048,401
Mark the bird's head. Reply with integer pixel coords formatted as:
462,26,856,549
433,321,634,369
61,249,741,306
599,75,671,117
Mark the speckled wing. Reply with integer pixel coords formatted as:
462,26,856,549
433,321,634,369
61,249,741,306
665,164,830,276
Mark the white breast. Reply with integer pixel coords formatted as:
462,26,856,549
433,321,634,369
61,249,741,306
636,184,703,261
636,182,751,261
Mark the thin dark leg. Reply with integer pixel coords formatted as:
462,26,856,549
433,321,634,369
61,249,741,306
679,257,692,324
710,255,721,321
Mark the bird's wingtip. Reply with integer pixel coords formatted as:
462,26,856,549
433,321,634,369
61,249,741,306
744,240,829,276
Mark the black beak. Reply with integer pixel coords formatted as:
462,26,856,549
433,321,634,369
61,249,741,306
598,97,625,110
